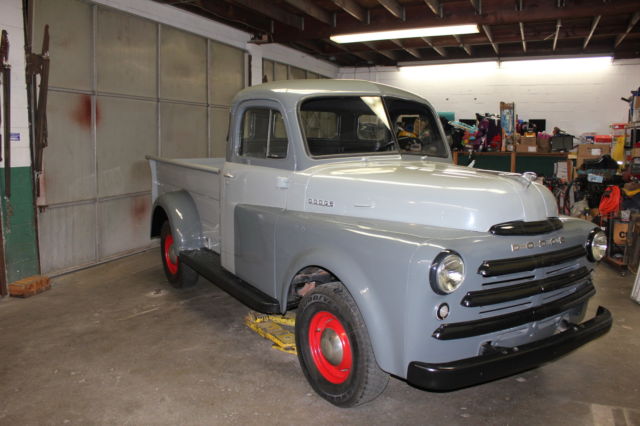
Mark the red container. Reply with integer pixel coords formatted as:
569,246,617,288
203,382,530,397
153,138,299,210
594,135,612,143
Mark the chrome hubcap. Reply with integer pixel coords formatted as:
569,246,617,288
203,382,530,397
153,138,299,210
169,245,178,264
320,328,343,366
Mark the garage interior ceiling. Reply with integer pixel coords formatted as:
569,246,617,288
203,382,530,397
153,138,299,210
156,0,640,67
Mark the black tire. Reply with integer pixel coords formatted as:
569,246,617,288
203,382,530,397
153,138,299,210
295,282,389,407
160,221,198,289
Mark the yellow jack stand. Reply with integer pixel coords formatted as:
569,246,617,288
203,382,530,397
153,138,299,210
244,311,297,354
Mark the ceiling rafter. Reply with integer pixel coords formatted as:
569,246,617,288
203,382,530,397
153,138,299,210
159,0,640,67
282,0,332,26
583,15,601,49
423,0,443,18
421,37,447,57
377,0,405,20
519,22,527,52
615,11,640,47
172,0,272,34
481,25,498,54
470,0,481,14
553,19,561,51
272,1,640,43
220,0,304,30
391,39,420,58
330,0,368,22
453,35,472,55
363,41,398,61
327,40,375,63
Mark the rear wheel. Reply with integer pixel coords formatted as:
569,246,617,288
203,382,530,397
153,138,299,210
160,221,198,288
295,282,388,407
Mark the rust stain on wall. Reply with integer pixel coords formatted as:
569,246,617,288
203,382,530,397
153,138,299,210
132,197,148,224
71,95,101,129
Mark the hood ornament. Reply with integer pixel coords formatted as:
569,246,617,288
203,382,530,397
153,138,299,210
522,171,538,187
497,171,538,188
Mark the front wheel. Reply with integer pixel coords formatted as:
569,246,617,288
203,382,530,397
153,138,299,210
295,282,388,407
160,221,198,288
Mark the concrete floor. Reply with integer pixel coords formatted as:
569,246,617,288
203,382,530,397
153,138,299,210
0,250,638,425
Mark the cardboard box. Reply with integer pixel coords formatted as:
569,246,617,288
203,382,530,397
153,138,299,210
577,143,611,157
632,148,640,158
537,137,551,153
516,143,538,153
520,135,537,146
577,143,612,168
613,221,628,246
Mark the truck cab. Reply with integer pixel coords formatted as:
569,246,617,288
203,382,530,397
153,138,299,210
148,79,612,407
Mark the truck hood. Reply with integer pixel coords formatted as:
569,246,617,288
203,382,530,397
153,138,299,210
302,159,558,233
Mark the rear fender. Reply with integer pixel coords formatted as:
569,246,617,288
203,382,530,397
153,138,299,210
151,190,204,251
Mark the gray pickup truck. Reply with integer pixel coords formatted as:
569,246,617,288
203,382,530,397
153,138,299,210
148,79,612,407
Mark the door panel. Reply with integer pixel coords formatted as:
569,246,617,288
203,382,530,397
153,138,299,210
221,103,292,297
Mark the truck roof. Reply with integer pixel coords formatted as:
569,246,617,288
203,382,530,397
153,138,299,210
232,79,429,110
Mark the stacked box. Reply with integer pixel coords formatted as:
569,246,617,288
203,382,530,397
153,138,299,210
576,143,611,168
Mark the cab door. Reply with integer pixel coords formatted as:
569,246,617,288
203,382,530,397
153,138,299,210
220,101,293,297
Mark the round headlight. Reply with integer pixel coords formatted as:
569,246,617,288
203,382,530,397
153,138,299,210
430,251,465,294
586,229,607,262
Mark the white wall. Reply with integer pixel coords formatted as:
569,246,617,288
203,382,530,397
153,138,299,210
339,58,640,135
0,0,30,168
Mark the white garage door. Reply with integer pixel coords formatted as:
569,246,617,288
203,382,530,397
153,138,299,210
34,0,246,274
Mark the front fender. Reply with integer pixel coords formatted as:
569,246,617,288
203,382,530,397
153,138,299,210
151,190,204,252
275,211,430,377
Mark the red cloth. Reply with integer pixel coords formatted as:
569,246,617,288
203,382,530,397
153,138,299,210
599,185,621,216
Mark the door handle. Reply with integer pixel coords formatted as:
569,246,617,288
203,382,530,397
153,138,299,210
223,172,235,179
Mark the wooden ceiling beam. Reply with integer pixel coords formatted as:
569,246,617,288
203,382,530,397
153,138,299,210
421,37,447,57
469,0,481,15
319,27,631,55
482,24,499,54
391,39,420,58
583,15,601,49
615,11,640,47
377,0,405,20
331,0,368,22
185,0,271,34
273,0,640,43
553,19,561,51
282,0,332,26
327,40,376,62
363,42,398,61
223,0,304,30
519,22,526,52
453,35,472,55
423,0,442,18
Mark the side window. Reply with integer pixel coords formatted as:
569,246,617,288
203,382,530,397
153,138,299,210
240,108,288,159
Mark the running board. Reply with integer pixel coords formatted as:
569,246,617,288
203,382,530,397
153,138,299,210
180,249,285,314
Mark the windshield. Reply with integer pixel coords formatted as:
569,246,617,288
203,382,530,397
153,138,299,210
299,96,448,158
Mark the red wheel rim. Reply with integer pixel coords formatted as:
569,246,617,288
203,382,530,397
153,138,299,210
308,311,352,384
163,233,179,275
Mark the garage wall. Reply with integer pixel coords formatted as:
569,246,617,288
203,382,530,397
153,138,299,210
34,0,247,274
338,58,640,135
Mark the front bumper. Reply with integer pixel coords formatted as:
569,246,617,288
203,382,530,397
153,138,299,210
406,306,612,391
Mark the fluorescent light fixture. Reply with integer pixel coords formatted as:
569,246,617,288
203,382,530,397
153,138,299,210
499,56,612,74
400,61,498,79
330,24,479,44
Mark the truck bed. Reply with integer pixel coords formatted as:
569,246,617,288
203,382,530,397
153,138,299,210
147,156,224,252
